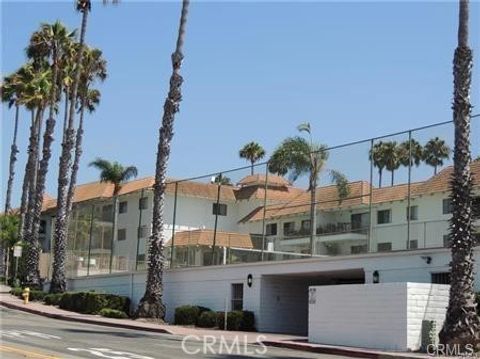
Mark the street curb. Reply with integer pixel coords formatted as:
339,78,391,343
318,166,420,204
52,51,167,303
0,300,172,335
261,341,427,359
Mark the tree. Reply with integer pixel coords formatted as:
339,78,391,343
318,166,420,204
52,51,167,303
424,137,450,175
50,0,92,294
268,123,349,255
213,174,232,185
136,0,190,319
382,141,401,186
239,142,266,175
1,75,21,214
439,0,480,348
398,138,424,168
370,141,387,188
0,214,20,281
24,22,76,288
88,158,138,272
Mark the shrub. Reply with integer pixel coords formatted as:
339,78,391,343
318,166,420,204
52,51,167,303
44,293,63,306
226,311,243,331
240,311,255,331
99,308,128,319
10,288,46,302
174,305,200,325
59,292,129,315
197,310,217,328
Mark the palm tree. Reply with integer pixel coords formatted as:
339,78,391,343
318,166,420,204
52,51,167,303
439,0,480,348
424,137,450,175
66,47,107,220
239,142,266,175
88,158,138,272
24,22,76,288
268,123,349,255
136,0,190,319
1,74,21,214
382,141,401,186
50,0,91,293
398,138,424,168
213,174,232,185
370,141,387,188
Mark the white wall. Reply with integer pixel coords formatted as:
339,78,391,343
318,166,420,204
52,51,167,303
308,283,449,351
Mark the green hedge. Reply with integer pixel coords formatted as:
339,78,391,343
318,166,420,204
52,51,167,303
99,308,128,319
58,292,130,315
44,293,63,306
197,311,217,328
10,288,47,302
240,310,255,331
174,305,201,325
216,311,255,331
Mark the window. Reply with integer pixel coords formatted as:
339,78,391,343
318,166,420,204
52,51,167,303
406,206,418,221
102,205,113,221
377,242,392,252
119,201,128,214
443,235,450,247
301,220,311,231
351,213,368,230
117,228,127,241
139,197,149,210
137,254,146,262
377,209,391,224
231,283,244,311
39,220,46,234
138,225,150,238
212,203,227,216
431,272,450,285
443,199,453,215
408,240,418,249
266,223,277,236
283,222,295,235
351,245,367,254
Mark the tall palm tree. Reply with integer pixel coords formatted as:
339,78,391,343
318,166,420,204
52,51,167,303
50,0,91,293
1,74,21,214
25,22,76,288
268,123,349,255
398,138,424,168
382,141,401,186
136,0,190,319
370,141,387,188
88,158,138,272
239,142,266,175
439,0,480,348
66,47,107,219
424,137,451,175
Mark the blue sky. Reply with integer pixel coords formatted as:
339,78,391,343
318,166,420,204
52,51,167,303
2,1,480,207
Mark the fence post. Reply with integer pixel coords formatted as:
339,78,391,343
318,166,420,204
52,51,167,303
406,130,412,250
86,204,95,276
368,139,374,252
135,188,145,272
261,165,269,261
211,173,222,265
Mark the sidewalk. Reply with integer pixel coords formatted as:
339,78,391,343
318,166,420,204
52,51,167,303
0,292,430,359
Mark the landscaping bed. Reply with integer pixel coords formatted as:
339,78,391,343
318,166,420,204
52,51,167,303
9,288,130,318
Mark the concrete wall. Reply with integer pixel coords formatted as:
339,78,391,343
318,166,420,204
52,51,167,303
67,248,474,335
308,283,449,351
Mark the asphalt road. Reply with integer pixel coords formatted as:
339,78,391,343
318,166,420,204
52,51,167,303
0,307,353,359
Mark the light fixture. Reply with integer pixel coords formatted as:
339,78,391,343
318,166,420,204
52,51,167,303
421,256,432,264
373,270,380,284
247,274,253,288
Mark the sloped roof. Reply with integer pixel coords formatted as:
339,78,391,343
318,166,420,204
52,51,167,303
237,174,290,188
165,229,253,249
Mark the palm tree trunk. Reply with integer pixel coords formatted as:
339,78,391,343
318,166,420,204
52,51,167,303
27,48,61,288
439,0,480,348
4,105,20,214
51,6,89,294
309,182,317,256
391,170,394,186
23,108,44,286
378,168,383,188
434,165,438,175
109,194,119,273
136,0,189,319
66,98,85,218
250,161,254,175
18,111,35,242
